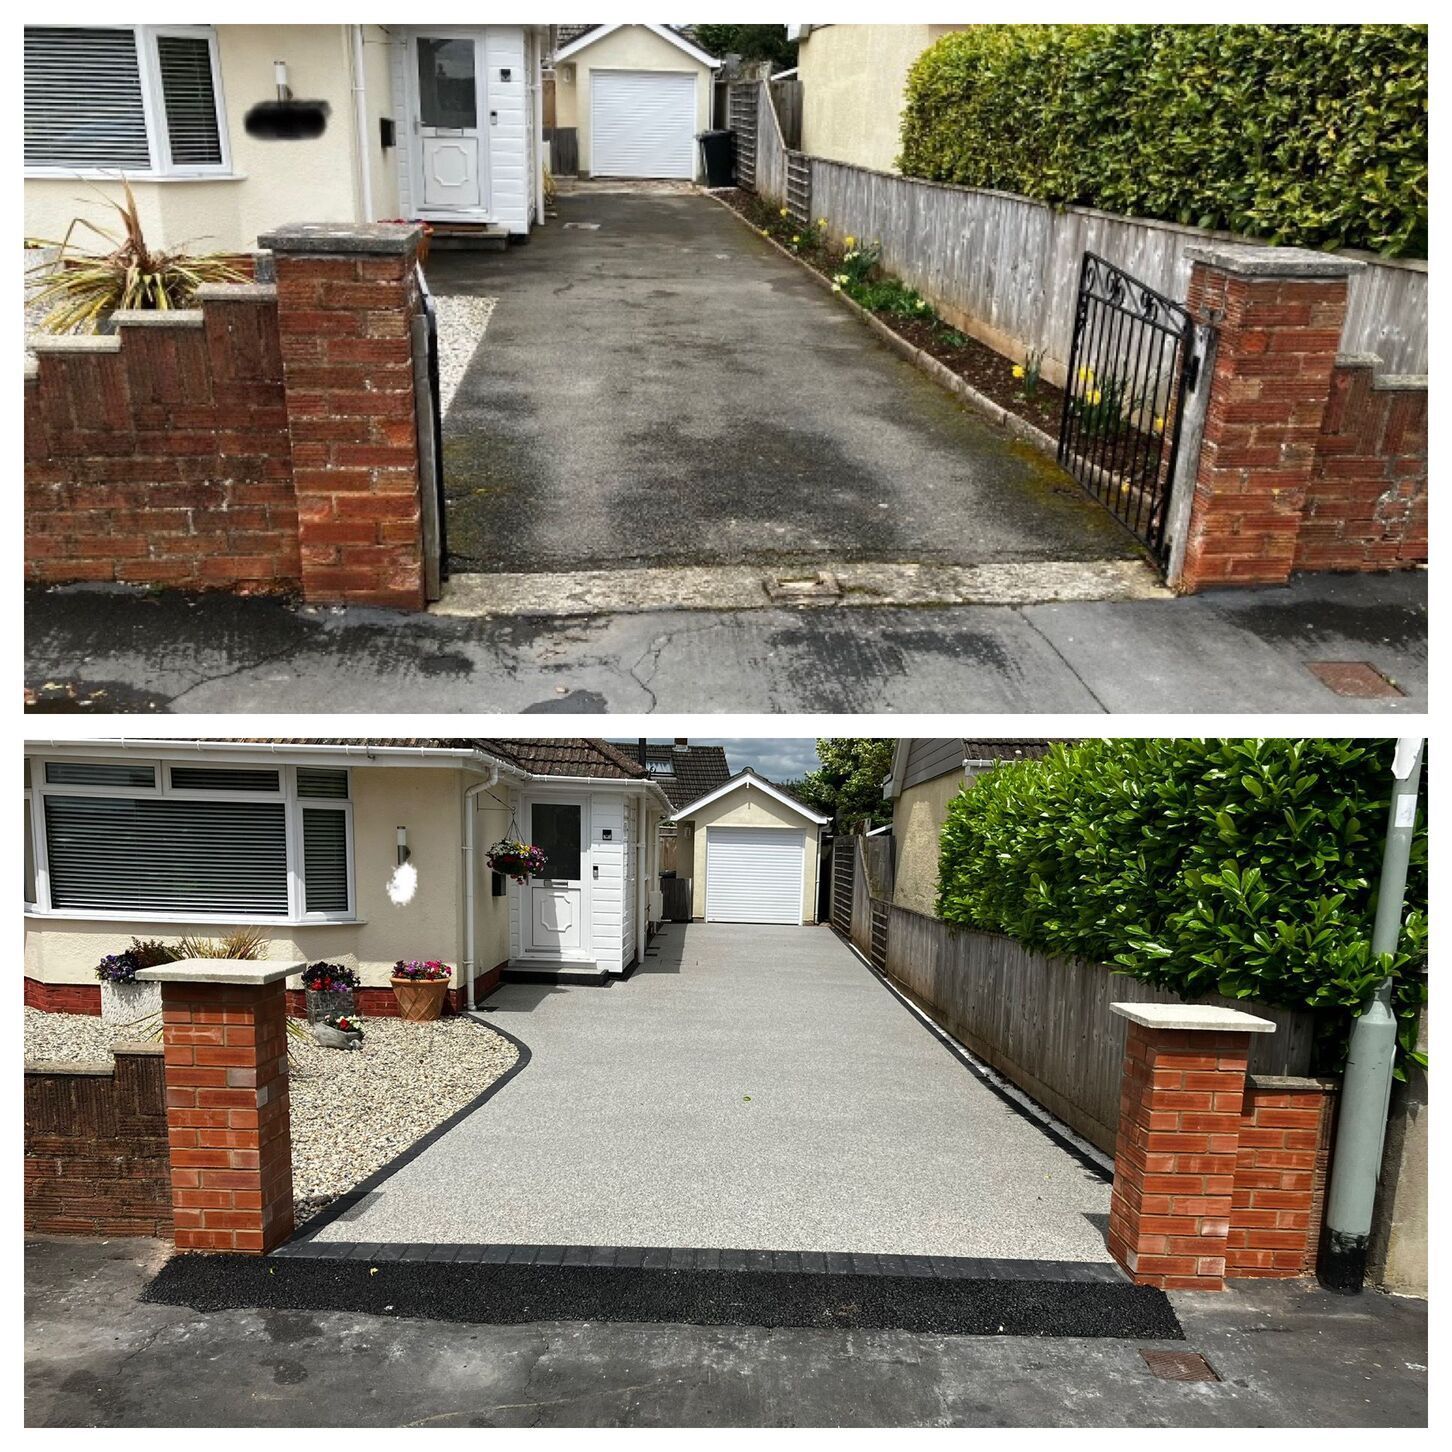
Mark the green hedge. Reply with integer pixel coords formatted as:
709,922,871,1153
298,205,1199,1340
935,740,1427,1071
898,25,1427,258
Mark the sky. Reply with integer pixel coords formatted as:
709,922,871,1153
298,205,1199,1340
690,738,822,782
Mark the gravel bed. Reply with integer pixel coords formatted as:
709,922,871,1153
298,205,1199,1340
24,1007,520,1225
432,291,497,419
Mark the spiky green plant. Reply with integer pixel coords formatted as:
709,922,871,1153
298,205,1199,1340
26,178,245,334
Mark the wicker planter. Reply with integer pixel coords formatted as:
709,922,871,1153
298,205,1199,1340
305,988,357,1024
312,1021,364,1050
100,979,162,1024
391,976,450,1022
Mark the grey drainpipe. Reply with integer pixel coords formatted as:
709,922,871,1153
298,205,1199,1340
461,765,500,1013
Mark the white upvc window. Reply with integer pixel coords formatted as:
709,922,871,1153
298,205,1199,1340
24,24,231,178
26,757,354,924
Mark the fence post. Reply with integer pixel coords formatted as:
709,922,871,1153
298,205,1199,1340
139,958,301,1254
260,221,429,611
1177,243,1364,591
1106,1001,1275,1290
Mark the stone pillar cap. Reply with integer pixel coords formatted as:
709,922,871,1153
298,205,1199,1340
1111,1001,1277,1033
257,222,422,255
136,958,303,986
1183,242,1364,278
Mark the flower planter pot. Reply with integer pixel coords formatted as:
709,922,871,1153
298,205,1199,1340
312,1021,364,1051
100,979,162,1024
391,976,450,1022
305,988,357,1024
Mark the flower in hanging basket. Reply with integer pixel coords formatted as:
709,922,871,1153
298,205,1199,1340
485,839,549,884
391,959,452,981
301,961,362,993
95,950,142,983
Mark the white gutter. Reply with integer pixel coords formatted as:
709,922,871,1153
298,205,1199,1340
29,739,527,777
461,764,501,1012
350,25,374,223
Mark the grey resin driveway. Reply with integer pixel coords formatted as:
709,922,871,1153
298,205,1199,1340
430,192,1140,575
307,923,1112,1261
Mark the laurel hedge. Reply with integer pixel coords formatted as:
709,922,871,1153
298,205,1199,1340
898,25,1427,258
935,739,1427,1071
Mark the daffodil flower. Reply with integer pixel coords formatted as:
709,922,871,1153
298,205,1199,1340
1077,366,1094,384
1154,416,1166,432
844,235,856,248
1088,389,1103,406
817,217,827,228
780,207,789,217
791,234,800,243
1012,365,1025,380
831,282,841,292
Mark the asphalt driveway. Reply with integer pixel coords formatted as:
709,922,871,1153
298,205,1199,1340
429,192,1140,574
303,923,1113,1261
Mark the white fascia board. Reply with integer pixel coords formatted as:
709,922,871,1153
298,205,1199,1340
672,769,830,826
556,23,721,69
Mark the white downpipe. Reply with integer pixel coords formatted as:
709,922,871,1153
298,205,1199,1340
461,766,500,1011
532,30,546,227
351,25,374,223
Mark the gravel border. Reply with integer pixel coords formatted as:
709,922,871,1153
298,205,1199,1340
24,1008,520,1224
433,292,497,419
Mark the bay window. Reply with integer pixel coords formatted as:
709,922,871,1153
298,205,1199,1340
25,757,353,922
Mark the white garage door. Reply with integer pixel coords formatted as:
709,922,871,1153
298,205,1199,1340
591,70,697,179
706,826,805,924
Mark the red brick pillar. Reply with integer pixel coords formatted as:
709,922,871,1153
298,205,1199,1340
260,222,427,610
1107,1002,1275,1291
139,961,301,1254
1178,244,1364,591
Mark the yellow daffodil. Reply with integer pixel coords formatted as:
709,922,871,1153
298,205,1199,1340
780,207,789,217
792,234,800,243
1077,366,1094,383
831,282,841,292
1087,389,1103,406
1012,365,1025,379
817,217,827,228
844,235,856,248
1154,415,1166,432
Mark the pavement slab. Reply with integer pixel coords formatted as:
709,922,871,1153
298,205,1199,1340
23,569,1426,714
300,923,1114,1261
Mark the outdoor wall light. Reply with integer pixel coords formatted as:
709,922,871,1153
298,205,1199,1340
244,60,332,141
396,826,411,866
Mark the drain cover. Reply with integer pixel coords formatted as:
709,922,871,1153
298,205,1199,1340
764,570,843,603
1306,661,1405,698
1140,1349,1220,1382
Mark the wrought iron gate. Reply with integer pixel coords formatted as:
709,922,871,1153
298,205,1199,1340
1057,252,1199,569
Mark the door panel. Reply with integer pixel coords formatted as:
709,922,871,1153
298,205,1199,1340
526,799,586,955
706,826,805,924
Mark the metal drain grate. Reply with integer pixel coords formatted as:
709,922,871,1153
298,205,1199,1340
1140,1349,1220,1382
1306,661,1405,698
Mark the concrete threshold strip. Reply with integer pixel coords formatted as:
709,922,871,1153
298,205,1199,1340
433,558,1169,618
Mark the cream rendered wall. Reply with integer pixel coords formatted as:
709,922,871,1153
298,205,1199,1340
25,25,378,255
687,787,820,924
797,24,969,175
557,27,712,179
890,770,966,917
24,765,475,991
362,25,401,220
470,789,514,975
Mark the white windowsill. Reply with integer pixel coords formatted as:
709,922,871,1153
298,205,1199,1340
25,910,365,928
24,170,246,184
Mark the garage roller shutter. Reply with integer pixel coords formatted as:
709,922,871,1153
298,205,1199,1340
706,826,804,924
591,69,696,179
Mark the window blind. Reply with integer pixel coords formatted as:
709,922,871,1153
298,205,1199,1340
43,795,288,914
170,766,280,793
302,808,349,913
24,27,151,169
297,768,349,800
46,760,156,789
155,34,223,166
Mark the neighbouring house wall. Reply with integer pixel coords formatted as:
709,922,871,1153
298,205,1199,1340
25,1046,172,1238
1297,359,1428,573
470,791,514,979
1368,1009,1428,1296
890,771,964,917
24,766,471,992
24,26,364,255
362,25,402,221
556,27,713,179
686,790,819,924
797,25,968,175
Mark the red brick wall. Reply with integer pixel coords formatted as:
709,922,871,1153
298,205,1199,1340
25,978,102,1015
1226,1075,1338,1277
1297,360,1427,572
25,1046,173,1238
25,291,300,593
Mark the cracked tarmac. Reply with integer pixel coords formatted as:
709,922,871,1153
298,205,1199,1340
25,570,1427,713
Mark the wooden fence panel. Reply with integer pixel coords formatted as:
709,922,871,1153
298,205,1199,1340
660,875,691,922
770,79,803,149
806,159,1427,381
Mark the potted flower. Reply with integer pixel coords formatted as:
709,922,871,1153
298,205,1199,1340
301,961,361,1024
390,960,452,1022
312,1010,365,1051
485,839,549,885
95,940,168,1023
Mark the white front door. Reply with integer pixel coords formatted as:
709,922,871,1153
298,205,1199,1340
412,33,487,213
526,799,587,956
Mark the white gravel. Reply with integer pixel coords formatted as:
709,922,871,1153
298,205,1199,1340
433,291,497,419
24,1007,519,1225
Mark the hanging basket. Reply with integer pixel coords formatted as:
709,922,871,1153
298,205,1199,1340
486,839,549,884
